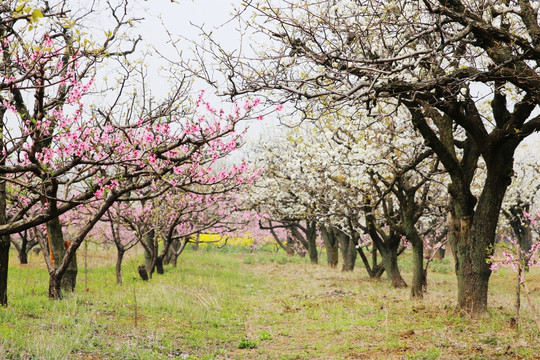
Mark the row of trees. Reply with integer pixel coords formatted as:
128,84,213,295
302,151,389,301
0,0,261,303
247,106,539,294
181,0,540,314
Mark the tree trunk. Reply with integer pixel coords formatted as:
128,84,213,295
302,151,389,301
116,249,124,284
411,243,426,298
382,247,407,288
451,150,514,314
290,224,315,262
61,248,77,293
171,237,190,267
365,211,407,287
162,246,172,266
14,232,30,264
336,230,356,272
402,214,426,298
356,245,384,278
269,227,295,256
142,229,155,270
47,217,77,296
0,237,8,306
451,214,491,314
320,226,339,268
19,247,28,264
307,229,318,265
0,156,9,305
156,256,164,274
49,272,62,300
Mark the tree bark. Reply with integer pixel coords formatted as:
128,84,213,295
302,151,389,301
12,231,32,265
382,246,407,288
116,248,124,284
0,238,8,306
337,230,357,272
18,244,28,264
170,237,190,267
402,216,426,297
46,218,67,295
48,272,62,300
450,149,514,314
306,222,318,265
156,256,164,274
46,217,77,295
142,229,155,271
320,226,339,268
61,248,77,293
411,244,426,298
290,222,317,263
0,142,9,305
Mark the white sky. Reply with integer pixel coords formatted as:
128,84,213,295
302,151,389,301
134,0,243,93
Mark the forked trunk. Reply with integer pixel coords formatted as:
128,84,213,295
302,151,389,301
382,248,407,288
450,150,513,314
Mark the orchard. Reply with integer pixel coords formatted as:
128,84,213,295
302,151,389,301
1,1,539,359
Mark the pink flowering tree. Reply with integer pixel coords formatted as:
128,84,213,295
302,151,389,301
490,210,540,331
0,1,262,302
113,179,258,280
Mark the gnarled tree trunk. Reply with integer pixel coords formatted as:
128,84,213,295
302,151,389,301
450,148,514,314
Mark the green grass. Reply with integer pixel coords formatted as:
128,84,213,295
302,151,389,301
0,248,539,359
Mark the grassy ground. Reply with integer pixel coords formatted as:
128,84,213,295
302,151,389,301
0,247,539,360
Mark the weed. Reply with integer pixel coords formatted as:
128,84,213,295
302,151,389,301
259,330,273,341
243,255,255,264
237,337,257,349
407,347,441,359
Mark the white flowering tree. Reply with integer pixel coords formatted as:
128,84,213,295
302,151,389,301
501,143,540,254
250,133,320,263
184,0,540,314
250,105,448,296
